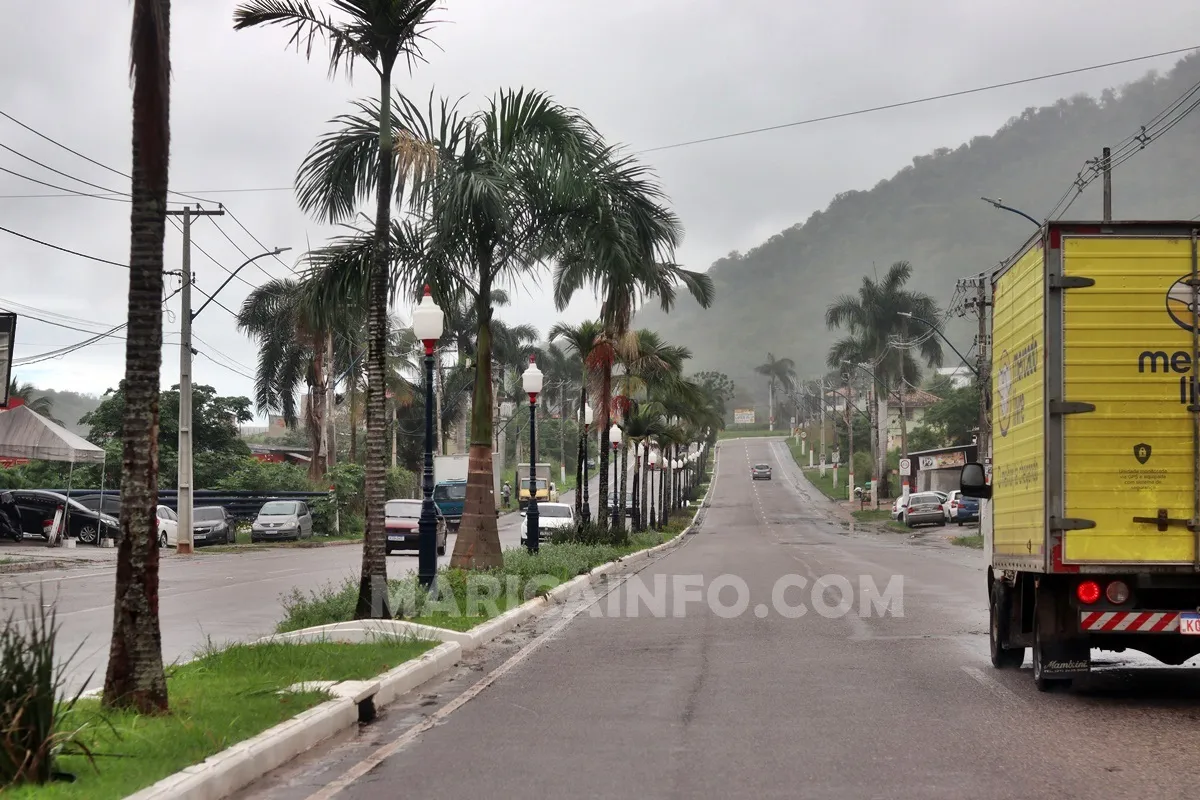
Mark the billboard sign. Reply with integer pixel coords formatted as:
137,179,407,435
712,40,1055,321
733,408,755,425
918,451,966,470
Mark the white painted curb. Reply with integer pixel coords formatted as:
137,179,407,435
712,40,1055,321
133,450,719,800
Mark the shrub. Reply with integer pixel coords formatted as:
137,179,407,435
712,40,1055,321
549,521,627,547
0,593,95,787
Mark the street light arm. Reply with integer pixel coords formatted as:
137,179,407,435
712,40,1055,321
898,313,979,377
192,247,291,321
981,197,1041,228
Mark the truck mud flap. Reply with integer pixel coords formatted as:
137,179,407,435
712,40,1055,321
1037,639,1091,677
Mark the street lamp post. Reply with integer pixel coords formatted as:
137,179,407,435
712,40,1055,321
581,403,594,523
609,423,622,529
523,356,543,553
412,286,444,589
981,197,1041,228
648,449,658,530
897,311,979,377
632,443,642,526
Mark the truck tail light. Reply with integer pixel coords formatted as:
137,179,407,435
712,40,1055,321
1076,580,1102,604
1105,580,1131,604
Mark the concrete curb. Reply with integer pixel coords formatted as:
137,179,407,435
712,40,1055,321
132,458,719,800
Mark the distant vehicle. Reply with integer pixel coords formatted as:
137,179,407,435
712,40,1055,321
751,463,772,480
7,490,119,545
384,499,447,556
156,504,179,548
944,490,979,525
902,492,946,528
250,500,314,543
522,502,574,546
75,493,122,519
434,454,469,529
192,505,235,546
608,493,636,517
516,463,554,509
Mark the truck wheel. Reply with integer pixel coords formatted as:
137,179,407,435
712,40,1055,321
989,582,1024,669
1032,616,1072,692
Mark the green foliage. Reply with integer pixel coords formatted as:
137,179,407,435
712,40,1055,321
640,54,1200,399
0,594,93,788
80,383,252,456
213,460,312,493
906,426,943,453
920,377,981,446
386,467,418,501
549,520,628,547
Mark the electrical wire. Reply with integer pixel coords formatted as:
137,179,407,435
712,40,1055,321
165,217,256,291
641,45,1200,154
195,349,256,381
0,163,128,202
0,223,127,268
191,333,255,374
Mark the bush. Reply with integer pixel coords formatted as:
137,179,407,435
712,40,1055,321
386,467,419,500
0,593,94,787
549,521,628,547
214,460,312,493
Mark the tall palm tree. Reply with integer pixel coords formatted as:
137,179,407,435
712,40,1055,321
826,261,943,496
104,0,171,714
234,0,440,619
754,352,796,431
622,402,665,532
550,320,604,520
6,379,59,423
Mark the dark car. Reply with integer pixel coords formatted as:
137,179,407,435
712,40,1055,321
945,491,979,525
384,499,447,556
75,493,122,518
751,463,772,480
8,490,120,545
608,493,637,517
192,506,235,546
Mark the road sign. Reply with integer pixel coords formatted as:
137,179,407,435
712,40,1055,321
800,431,807,440
832,451,841,465
899,458,911,476
790,416,796,426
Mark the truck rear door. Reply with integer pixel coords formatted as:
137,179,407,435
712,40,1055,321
1060,229,1200,565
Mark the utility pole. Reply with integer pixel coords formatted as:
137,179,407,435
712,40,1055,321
166,205,224,555
898,319,910,500
962,277,992,463
846,372,854,501
1102,145,1112,222
819,375,826,477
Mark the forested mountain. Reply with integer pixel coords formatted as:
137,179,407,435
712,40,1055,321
640,53,1200,408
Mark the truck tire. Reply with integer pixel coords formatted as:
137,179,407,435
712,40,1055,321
1031,615,1072,692
989,582,1024,669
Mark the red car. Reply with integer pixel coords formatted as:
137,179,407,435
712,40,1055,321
385,499,447,556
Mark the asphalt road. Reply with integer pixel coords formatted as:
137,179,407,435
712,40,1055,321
0,471,625,692
239,436,1200,799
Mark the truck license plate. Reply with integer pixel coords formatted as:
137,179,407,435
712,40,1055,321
1180,613,1200,635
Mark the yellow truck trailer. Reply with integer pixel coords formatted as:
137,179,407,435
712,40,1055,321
961,220,1200,690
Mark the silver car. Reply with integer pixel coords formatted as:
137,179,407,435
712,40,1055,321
902,492,946,528
250,500,314,542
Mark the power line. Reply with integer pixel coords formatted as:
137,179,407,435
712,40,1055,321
192,334,255,375
166,216,256,291
0,223,127,268
0,141,131,198
196,349,255,381
0,163,128,202
0,186,294,200
223,208,298,275
642,44,1200,153
189,283,239,319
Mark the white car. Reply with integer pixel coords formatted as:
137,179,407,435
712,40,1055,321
157,505,179,548
892,490,948,521
521,502,575,546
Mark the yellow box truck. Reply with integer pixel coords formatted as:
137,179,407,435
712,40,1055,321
961,221,1200,690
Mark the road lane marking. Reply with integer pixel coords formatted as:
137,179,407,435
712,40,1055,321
961,665,1026,706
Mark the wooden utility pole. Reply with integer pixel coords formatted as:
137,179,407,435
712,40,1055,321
1102,145,1112,222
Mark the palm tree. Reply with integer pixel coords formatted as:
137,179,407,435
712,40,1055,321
104,0,171,714
826,261,943,496
6,379,59,423
754,353,796,431
541,342,577,490
622,403,665,532
234,0,440,620
549,320,604,520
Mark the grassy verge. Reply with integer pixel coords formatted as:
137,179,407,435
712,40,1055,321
6,639,432,800
952,533,984,549
278,510,697,634
199,529,364,554
851,509,892,523
800,467,842,502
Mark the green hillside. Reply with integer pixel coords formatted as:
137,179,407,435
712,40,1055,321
642,53,1200,407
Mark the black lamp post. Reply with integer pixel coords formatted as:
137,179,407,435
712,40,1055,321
609,422,622,529
581,402,593,524
648,449,658,530
523,355,543,553
412,285,444,589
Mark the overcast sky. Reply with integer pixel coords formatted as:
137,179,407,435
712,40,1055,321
2,0,1197,422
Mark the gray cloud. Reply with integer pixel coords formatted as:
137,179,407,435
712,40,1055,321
2,0,1196,418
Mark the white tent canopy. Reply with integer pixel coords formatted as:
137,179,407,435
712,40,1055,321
0,404,105,464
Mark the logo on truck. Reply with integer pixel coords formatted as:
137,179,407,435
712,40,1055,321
1136,276,1200,406
996,337,1037,438
1134,443,1152,464
1166,276,1200,332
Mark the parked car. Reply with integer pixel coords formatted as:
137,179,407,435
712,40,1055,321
384,499,447,556
891,495,908,521
75,493,122,518
944,490,979,525
751,463,772,480
523,502,575,546
7,490,120,544
901,491,946,528
250,500,314,543
191,505,235,546
156,504,179,548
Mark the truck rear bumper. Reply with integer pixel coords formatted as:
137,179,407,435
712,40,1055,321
1080,610,1186,634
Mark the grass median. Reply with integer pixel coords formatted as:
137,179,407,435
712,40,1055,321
5,638,433,800
277,511,697,634
952,533,984,549
198,529,364,554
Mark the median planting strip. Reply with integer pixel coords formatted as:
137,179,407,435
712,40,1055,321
114,464,718,800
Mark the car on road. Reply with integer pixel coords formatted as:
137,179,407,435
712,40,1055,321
155,504,179,547
250,500,314,543
751,463,772,480
892,490,949,521
7,489,120,544
943,490,979,525
522,502,575,546
384,499,447,556
901,491,946,528
191,505,235,546
608,493,637,517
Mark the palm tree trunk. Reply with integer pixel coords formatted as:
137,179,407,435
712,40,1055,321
559,384,567,489
104,0,170,714
575,386,585,519
452,282,503,569
325,331,337,468
768,377,775,431
631,444,641,532
354,65,395,619
389,401,396,468
310,339,327,481
597,367,612,528
349,382,358,464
